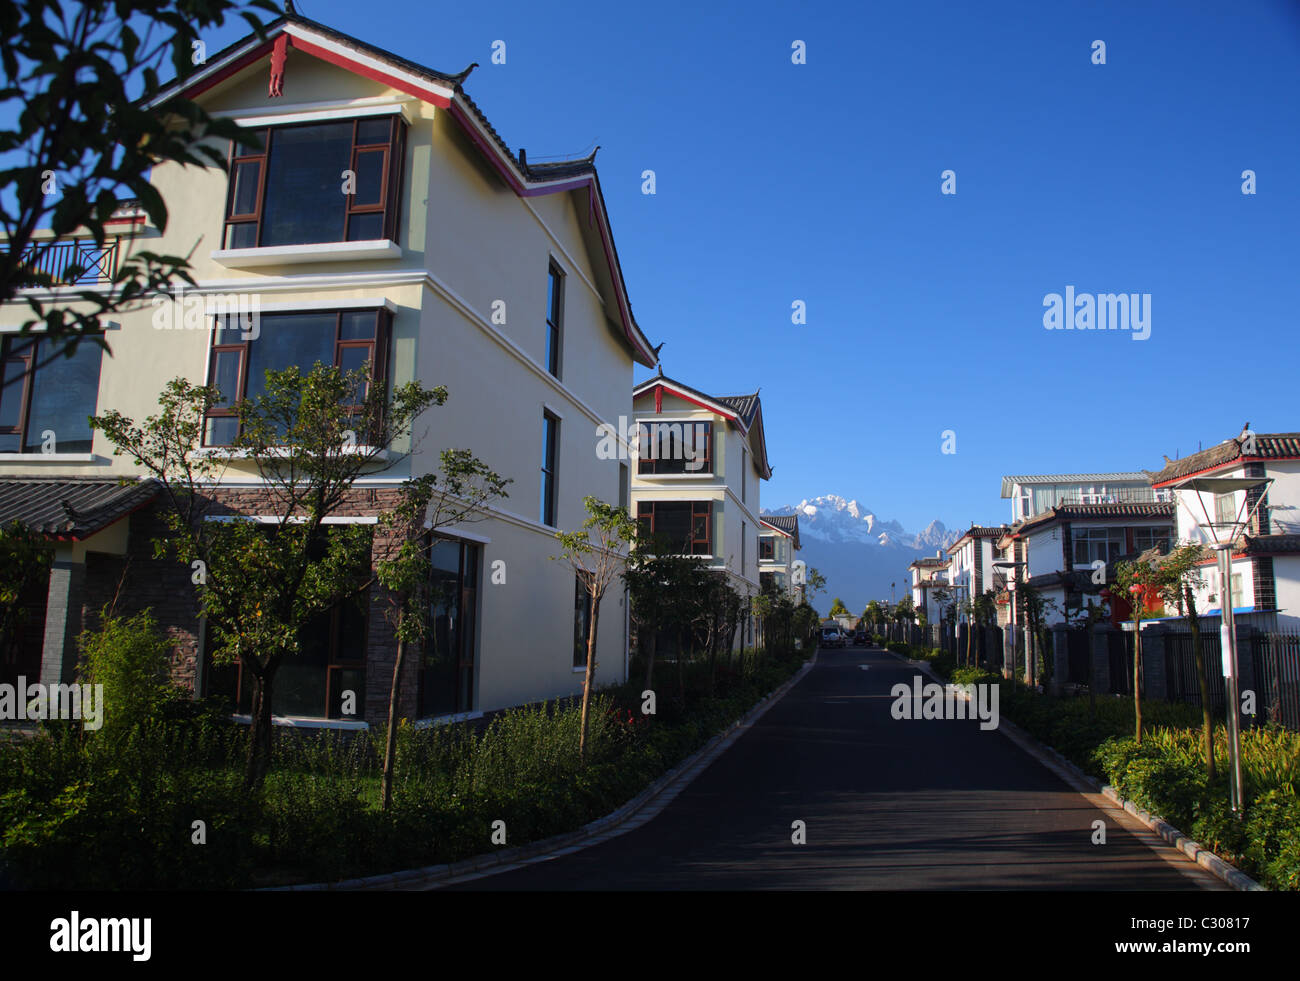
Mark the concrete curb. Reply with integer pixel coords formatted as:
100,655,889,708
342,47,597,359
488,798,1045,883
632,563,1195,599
266,649,820,891
895,653,1265,892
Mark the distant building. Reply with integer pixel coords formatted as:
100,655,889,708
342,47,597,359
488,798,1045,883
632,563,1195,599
1151,431,1300,632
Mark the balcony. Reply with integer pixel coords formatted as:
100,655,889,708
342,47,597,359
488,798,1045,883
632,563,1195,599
14,239,119,288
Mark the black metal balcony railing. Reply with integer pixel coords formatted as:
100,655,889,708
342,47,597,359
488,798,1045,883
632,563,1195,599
14,238,119,287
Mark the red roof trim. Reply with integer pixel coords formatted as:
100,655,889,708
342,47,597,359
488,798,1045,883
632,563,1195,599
635,383,740,425
759,519,793,538
285,34,452,107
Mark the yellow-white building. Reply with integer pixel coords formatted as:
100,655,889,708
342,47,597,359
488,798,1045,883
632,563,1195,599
629,372,770,649
0,11,659,725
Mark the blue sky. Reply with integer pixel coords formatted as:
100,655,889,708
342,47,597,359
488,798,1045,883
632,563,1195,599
76,1,1300,529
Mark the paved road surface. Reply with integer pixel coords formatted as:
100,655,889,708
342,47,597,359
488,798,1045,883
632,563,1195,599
445,647,1224,890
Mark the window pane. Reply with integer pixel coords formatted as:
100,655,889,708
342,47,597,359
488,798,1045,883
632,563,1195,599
225,222,258,249
210,350,241,407
339,311,376,340
261,122,352,246
245,312,336,402
352,149,385,207
347,212,384,241
356,117,391,145
205,416,238,446
230,160,261,216
26,339,103,453
331,668,365,720
339,346,371,403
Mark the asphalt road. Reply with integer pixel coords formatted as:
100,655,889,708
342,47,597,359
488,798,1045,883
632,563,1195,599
445,646,1225,890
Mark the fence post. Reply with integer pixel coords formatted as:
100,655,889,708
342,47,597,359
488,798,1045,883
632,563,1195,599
1050,625,1069,695
1092,623,1113,695
1140,623,1170,702
1236,624,1259,727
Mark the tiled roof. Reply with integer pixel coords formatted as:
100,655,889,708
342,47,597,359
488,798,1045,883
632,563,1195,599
715,394,760,428
950,525,1009,547
759,514,800,548
1150,433,1300,486
1012,501,1175,536
1241,534,1300,556
0,478,160,540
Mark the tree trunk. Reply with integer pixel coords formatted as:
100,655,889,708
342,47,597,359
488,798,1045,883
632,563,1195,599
244,655,277,791
381,626,406,811
578,590,601,760
965,620,972,667
1133,621,1143,745
1185,586,1215,780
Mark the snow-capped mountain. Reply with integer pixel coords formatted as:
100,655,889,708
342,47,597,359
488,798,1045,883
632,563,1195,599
763,496,961,613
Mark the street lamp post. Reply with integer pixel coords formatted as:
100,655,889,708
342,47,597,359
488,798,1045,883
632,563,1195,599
994,560,1028,683
1170,474,1272,815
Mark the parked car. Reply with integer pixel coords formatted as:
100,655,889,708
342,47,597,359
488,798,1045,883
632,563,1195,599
852,630,869,647
820,627,845,649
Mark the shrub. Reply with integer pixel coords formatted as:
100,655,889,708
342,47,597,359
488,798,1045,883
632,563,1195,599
78,611,186,736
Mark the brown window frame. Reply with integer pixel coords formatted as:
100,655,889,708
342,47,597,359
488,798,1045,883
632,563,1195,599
203,307,392,447
0,333,105,454
636,500,713,555
222,115,407,250
637,420,713,475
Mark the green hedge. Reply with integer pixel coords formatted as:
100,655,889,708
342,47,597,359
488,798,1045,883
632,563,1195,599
990,680,1300,890
0,646,806,889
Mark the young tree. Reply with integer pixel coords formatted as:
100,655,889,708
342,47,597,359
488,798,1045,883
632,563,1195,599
2,0,278,363
92,362,443,787
1151,545,1215,778
0,521,51,666
971,590,997,668
623,535,708,689
374,459,510,810
555,496,637,759
805,567,826,604
1108,557,1165,745
864,599,884,630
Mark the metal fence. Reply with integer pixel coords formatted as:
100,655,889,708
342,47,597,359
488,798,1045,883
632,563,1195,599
1250,631,1300,731
16,238,119,286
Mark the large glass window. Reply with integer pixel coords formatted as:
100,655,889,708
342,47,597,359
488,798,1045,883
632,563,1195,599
205,527,369,720
204,308,389,446
637,421,712,475
224,116,406,249
545,263,563,377
421,537,479,717
0,335,104,453
637,500,712,555
1131,526,1170,554
573,575,591,668
540,411,559,526
759,536,775,562
1073,527,1124,565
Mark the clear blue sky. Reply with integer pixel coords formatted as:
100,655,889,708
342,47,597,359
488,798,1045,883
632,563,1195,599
146,1,1300,529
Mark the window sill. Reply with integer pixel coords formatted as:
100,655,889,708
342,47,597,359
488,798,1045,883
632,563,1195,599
194,446,389,462
210,240,401,268
230,713,368,731
634,472,716,480
412,711,483,728
0,452,98,463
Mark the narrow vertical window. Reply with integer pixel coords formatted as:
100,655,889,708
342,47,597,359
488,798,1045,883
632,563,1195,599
618,461,629,510
541,410,559,526
546,262,564,378
574,575,591,668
